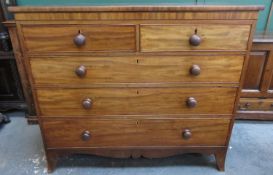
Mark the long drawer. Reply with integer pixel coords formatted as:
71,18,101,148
21,24,136,53
37,87,237,116
141,24,250,52
31,55,244,85
42,118,230,148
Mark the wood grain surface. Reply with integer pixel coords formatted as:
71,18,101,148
238,98,273,111
41,118,230,148
21,24,136,53
13,12,259,21
36,87,237,116
242,51,267,90
30,55,244,85
8,5,264,12
141,24,251,51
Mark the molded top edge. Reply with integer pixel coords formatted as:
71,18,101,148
8,5,265,13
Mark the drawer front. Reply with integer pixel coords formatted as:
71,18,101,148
238,98,273,111
31,55,244,85
37,87,236,116
42,118,230,148
21,25,136,53
140,24,250,52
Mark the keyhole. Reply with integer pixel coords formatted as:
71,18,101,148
136,59,139,64
194,28,198,34
136,90,139,94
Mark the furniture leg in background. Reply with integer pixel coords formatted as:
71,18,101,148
0,112,10,124
1,1,37,123
237,36,273,120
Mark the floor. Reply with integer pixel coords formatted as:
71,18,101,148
0,112,273,175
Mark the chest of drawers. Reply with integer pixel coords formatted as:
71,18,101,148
6,5,263,172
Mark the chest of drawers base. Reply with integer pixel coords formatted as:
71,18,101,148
7,5,262,173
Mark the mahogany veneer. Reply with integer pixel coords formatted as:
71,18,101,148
31,55,244,84
6,5,263,172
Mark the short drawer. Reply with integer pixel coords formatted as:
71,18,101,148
21,24,136,53
37,87,237,116
42,118,230,148
140,24,250,52
31,55,244,85
238,98,273,111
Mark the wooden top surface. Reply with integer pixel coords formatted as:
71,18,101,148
8,5,264,13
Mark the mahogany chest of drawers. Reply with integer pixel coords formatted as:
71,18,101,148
6,5,263,172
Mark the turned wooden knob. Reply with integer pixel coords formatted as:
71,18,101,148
189,34,201,46
186,97,197,108
81,130,91,141
75,65,87,78
74,32,86,47
82,98,92,109
190,65,201,76
182,129,192,140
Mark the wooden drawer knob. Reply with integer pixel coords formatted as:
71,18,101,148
182,129,192,140
186,97,197,108
190,65,201,76
75,65,87,78
81,130,91,141
189,34,201,46
82,98,92,109
74,31,86,47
